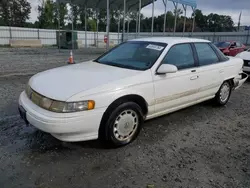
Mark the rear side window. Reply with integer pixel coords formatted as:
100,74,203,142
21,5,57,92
194,43,219,66
162,43,195,70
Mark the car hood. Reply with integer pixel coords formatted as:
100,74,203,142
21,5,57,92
236,51,250,60
29,61,142,101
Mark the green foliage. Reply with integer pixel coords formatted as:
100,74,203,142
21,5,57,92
193,9,235,32
0,0,31,27
70,3,79,27
53,2,68,28
0,17,4,25
37,0,55,28
88,19,97,32
37,0,68,29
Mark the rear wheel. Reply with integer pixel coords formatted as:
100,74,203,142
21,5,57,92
214,81,232,106
100,102,144,147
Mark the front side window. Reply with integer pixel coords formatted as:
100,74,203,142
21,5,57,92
96,41,167,70
230,42,236,48
194,43,219,66
162,43,195,70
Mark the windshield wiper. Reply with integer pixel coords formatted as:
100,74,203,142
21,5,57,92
99,61,143,71
93,59,100,63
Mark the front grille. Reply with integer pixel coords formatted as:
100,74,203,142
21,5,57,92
244,60,250,67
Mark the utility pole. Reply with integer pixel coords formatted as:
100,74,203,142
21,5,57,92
237,11,242,32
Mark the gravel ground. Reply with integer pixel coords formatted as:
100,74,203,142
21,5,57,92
0,47,105,76
0,48,250,188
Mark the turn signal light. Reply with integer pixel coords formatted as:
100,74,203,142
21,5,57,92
88,100,95,110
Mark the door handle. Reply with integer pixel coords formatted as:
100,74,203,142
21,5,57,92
190,75,199,80
219,70,224,73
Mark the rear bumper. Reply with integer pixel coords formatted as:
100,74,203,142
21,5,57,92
234,73,248,90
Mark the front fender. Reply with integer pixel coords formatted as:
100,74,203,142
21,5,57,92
66,82,155,113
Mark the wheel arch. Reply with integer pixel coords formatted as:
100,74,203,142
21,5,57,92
98,94,148,138
224,77,235,88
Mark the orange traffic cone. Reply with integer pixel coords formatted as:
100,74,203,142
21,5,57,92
67,50,75,64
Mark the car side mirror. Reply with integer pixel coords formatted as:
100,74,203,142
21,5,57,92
157,64,178,74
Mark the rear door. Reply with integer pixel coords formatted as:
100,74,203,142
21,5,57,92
193,43,223,98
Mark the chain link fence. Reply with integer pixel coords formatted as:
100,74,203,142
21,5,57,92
125,31,250,46
0,26,121,48
1,26,250,49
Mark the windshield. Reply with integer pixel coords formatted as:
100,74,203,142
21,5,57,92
95,41,167,70
215,42,231,48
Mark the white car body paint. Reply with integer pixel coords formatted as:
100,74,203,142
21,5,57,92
236,51,250,73
19,37,248,142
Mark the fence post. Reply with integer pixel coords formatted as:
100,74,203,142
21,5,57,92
8,27,12,45
246,28,250,45
9,27,12,39
37,29,40,39
213,28,216,43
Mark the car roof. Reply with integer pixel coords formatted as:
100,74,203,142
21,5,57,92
130,37,210,45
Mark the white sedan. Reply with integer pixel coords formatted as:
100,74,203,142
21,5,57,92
236,48,250,75
19,37,248,146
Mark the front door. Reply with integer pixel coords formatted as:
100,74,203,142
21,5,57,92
152,43,200,115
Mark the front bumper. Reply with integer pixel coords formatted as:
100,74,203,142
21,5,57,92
18,91,105,142
234,73,248,90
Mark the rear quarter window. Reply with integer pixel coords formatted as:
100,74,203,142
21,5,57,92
210,43,229,62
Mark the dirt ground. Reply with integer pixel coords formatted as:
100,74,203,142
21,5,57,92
0,48,250,188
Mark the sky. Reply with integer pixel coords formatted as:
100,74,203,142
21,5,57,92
28,0,250,26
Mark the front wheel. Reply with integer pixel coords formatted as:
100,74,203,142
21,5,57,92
214,81,232,106
101,102,144,147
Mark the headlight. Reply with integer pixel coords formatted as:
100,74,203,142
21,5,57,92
25,84,32,98
25,84,95,113
63,101,94,113
40,97,53,109
50,100,95,113
50,101,65,113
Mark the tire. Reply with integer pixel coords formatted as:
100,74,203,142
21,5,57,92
214,81,232,106
100,102,144,147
